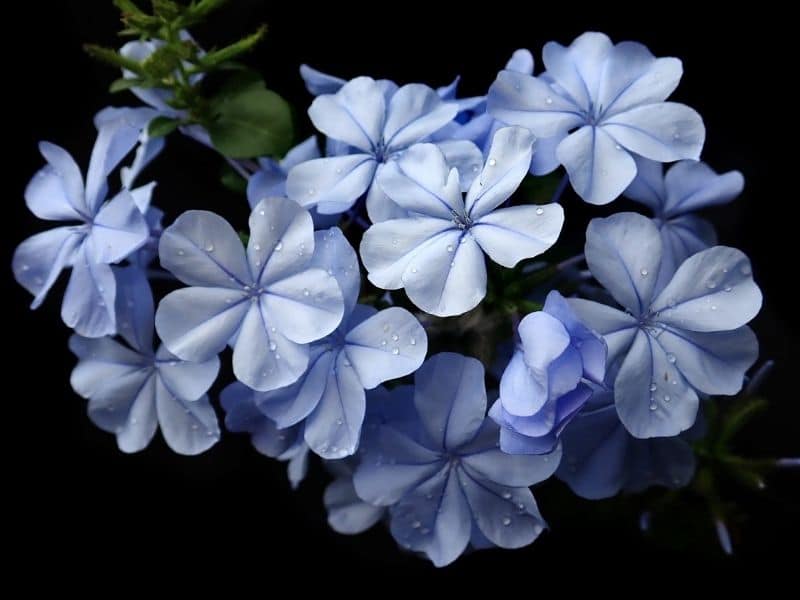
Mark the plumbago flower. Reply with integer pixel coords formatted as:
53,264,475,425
353,353,560,567
221,382,309,488
286,76,483,222
360,126,564,316
69,268,220,454
489,291,607,454
221,228,428,459
13,116,151,337
154,197,345,392
556,388,696,499
569,212,761,438
487,32,705,205
625,157,744,289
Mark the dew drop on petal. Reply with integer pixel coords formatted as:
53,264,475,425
269,342,277,351
254,244,261,251
412,520,421,529
707,280,716,289
545,96,553,105
391,333,399,341
410,338,416,346
274,241,283,251
446,244,454,252
177,249,185,256
502,517,512,526
724,286,733,292
488,158,497,167
383,324,390,333
303,288,310,297
381,340,387,346
259,209,265,216
502,491,512,499
664,395,671,403
535,207,544,215
667,353,677,364
205,243,214,252
640,268,648,277
711,305,717,311
308,188,315,196
649,383,657,392
649,403,657,411
392,347,400,355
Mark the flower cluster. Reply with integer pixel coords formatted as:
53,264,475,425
15,24,770,565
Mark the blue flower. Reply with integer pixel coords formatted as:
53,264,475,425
221,382,309,488
569,212,761,438
487,32,705,205
360,126,564,316
286,76,483,222
489,290,607,454
556,388,696,499
13,117,151,337
154,197,346,392
251,228,428,458
625,157,745,290
353,353,560,567
69,268,220,454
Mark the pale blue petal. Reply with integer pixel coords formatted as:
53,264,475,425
598,42,682,117
114,266,154,353
614,329,699,438
286,154,376,214
465,126,535,218
487,71,583,138
286,443,310,489
25,165,84,221
308,77,385,152
85,116,144,213
300,64,346,95
663,161,744,216
159,210,251,287
389,466,471,567
360,217,455,290
403,230,487,317
90,190,149,263
155,345,219,401
280,135,321,170
246,164,285,208
652,246,762,332
365,172,411,222
506,49,534,74
624,156,666,212
498,352,548,417
557,125,637,205
584,213,663,315
306,227,360,315
384,84,458,151
155,287,249,361
458,467,546,548
415,353,486,451
248,197,315,284
232,301,310,391
121,131,164,189
69,336,149,398
435,140,484,191
472,204,564,268
657,216,717,292
13,227,83,309
602,103,705,162
129,182,157,213
61,245,116,337
656,326,758,395
529,132,565,176
542,32,613,110
37,141,87,217
343,306,428,389
87,372,158,453
304,351,366,458
155,378,219,455
119,40,175,112
543,291,607,383
377,143,464,219
497,421,561,454
566,298,638,366
325,477,385,534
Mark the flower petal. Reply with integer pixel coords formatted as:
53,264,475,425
415,353,486,451
25,164,84,221
614,329,699,438
365,173,409,223
13,227,83,309
286,154,376,215
663,161,744,216
155,345,219,401
472,204,564,268
343,306,428,389
155,378,220,455
155,287,249,361
69,336,149,398
87,372,158,453
61,246,117,337
498,352,548,417
232,301,310,391
602,103,705,162
85,115,145,213
623,156,666,213
584,212,663,315
529,132,566,176
435,140,484,191
384,84,458,151
657,215,717,293
308,76,385,152
37,141,87,217
487,70,584,138
377,143,464,219
652,246,762,332
557,125,637,205
542,32,613,111
90,190,149,263
248,197,315,285
466,126,535,218
114,266,154,353
306,227,360,315
299,64,346,95
506,48,534,74
325,477,385,535
159,210,251,288
566,298,638,367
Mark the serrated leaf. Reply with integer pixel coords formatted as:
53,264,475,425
148,116,180,138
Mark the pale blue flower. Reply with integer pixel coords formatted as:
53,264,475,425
569,212,761,438
488,32,705,205
489,291,606,454
13,117,151,337
154,197,346,392
69,268,220,454
286,76,482,222
625,157,745,290
354,353,560,567
360,127,564,316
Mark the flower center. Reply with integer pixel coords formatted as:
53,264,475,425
450,209,473,230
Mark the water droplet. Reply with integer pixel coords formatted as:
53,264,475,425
740,264,751,276
502,517,512,526
471,164,479,172
615,144,622,150
381,339,387,346
205,243,214,252
411,267,418,274
517,503,526,513
649,383,657,392
255,259,261,267
673,132,681,140
488,158,497,166
535,207,544,215
343,359,351,367
20,264,29,272
711,304,718,311
259,209,265,216
254,244,261,251
707,280,716,289
191,423,199,431
391,333,399,341
383,324,391,333
308,188,315,196
664,394,671,403
206,430,215,437
392,347,400,355
412,520,421,529
502,491,512,499
269,342,277,351
392,238,399,246
274,241,283,251
640,268,648,277
724,286,733,292
667,353,677,364
649,403,657,411
335,167,342,174
303,288,310,297
275,353,281,360
410,338,416,346
270,327,276,333
335,418,343,425
446,244,454,252
545,96,553,105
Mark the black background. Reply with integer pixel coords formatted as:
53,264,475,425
6,0,798,586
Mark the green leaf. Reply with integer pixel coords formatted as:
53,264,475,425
197,25,266,70
141,45,183,78
220,165,248,194
84,44,145,75
185,0,230,22
151,0,182,20
207,74,293,159
148,116,181,138
109,77,144,93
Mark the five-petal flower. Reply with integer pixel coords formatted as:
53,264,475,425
360,126,564,316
